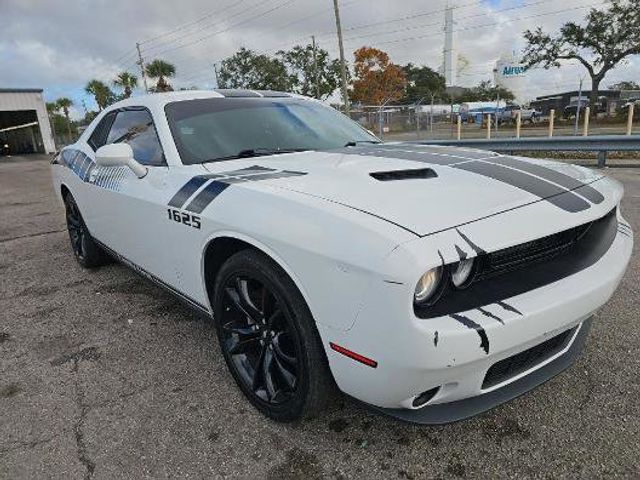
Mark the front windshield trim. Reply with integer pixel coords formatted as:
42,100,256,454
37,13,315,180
164,97,380,165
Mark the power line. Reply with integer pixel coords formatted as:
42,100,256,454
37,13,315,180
341,0,558,44
146,0,297,58
138,0,243,46
342,1,605,48
320,0,482,37
139,0,271,56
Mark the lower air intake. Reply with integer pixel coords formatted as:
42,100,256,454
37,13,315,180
482,326,577,390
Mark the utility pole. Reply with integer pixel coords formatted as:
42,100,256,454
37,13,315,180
213,63,220,89
136,42,149,94
311,35,320,99
333,0,349,113
443,5,457,88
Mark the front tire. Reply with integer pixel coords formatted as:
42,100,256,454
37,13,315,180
213,249,333,422
64,193,109,268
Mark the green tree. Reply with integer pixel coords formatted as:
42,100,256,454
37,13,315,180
146,59,175,92
113,71,138,98
277,44,343,99
459,80,515,102
522,0,640,111
85,80,115,111
609,80,640,90
401,63,446,104
46,102,59,115
56,97,73,138
219,47,293,91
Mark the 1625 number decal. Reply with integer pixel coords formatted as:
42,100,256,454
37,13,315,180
167,208,201,229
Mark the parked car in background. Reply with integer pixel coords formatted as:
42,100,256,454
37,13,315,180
496,105,541,125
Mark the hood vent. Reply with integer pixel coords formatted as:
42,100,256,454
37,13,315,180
370,168,437,182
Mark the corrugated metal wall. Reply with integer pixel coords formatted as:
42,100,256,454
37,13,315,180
0,90,56,153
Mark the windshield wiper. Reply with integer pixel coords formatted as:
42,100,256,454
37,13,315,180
206,148,309,162
344,140,382,147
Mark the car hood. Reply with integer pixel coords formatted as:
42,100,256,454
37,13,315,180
203,144,607,236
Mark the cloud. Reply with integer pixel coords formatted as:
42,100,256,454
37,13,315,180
1,0,638,117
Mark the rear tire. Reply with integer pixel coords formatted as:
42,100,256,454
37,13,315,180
213,249,333,422
63,193,110,268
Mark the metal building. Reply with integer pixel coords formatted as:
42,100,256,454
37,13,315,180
0,88,56,154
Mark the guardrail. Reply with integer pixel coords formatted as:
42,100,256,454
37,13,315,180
416,134,640,167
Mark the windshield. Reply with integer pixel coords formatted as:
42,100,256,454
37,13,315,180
165,97,379,164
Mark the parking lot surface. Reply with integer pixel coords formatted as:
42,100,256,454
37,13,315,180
1,155,639,479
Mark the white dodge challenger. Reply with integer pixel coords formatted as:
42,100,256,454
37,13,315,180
51,90,633,423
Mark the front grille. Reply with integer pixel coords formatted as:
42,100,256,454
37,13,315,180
414,207,617,319
477,220,596,281
482,326,577,389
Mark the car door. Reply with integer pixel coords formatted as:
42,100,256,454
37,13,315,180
85,107,175,279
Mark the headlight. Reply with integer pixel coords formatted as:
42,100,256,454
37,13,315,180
414,267,443,304
451,258,475,288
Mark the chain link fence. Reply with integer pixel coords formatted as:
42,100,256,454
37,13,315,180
347,103,639,143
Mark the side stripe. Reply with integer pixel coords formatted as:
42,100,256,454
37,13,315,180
236,170,306,182
167,176,208,208
169,167,308,213
215,165,276,176
453,161,590,213
488,156,604,204
184,181,230,213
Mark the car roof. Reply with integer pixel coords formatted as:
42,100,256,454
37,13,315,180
108,89,301,110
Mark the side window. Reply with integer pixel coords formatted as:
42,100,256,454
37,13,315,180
88,112,116,151
105,109,165,166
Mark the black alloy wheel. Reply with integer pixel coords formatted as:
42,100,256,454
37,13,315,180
214,250,333,421
220,274,301,405
63,193,109,268
65,195,87,261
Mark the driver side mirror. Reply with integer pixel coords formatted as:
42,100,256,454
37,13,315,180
95,143,147,179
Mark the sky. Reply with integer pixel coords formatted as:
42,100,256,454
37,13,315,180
1,0,638,119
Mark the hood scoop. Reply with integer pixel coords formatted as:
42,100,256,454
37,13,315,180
370,167,437,182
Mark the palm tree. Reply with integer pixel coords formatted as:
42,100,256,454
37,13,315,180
113,71,138,98
145,59,176,92
46,102,59,114
85,79,114,111
56,97,73,138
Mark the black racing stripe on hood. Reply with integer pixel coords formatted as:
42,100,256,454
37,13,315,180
489,156,604,204
335,146,465,165
452,161,590,213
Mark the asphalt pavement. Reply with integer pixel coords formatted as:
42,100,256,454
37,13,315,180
1,155,639,479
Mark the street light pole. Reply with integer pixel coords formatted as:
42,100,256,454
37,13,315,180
574,76,585,136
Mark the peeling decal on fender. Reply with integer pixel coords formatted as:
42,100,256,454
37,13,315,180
454,244,468,261
477,307,505,325
450,313,490,354
495,300,523,316
456,229,487,255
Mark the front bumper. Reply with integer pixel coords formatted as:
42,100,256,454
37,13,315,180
360,317,592,424
321,213,633,418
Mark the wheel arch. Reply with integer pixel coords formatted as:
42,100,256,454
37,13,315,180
200,232,313,320
60,183,72,200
